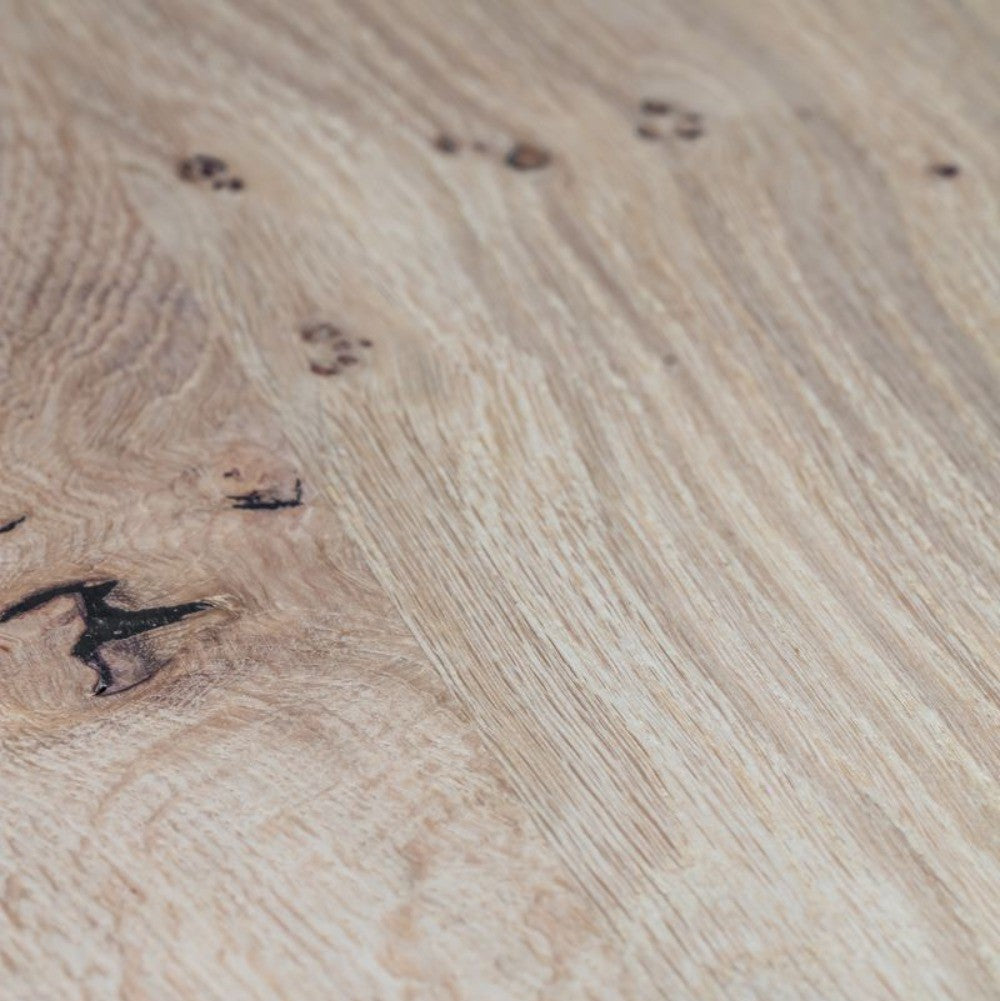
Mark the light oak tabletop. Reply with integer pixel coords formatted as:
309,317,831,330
0,1,997,998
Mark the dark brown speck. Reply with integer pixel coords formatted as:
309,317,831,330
640,99,672,116
178,154,228,181
301,322,341,344
674,111,705,141
505,143,551,171
930,162,960,178
310,362,340,376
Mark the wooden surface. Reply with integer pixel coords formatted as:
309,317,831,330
0,1,998,997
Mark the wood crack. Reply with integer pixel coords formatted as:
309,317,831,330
227,478,303,510
0,580,212,695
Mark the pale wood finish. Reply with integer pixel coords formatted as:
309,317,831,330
0,1,998,998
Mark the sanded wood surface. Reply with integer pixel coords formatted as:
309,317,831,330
1,1,998,998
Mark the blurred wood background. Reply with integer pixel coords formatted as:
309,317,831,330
0,1,997,998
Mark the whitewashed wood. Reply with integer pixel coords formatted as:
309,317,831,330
0,0,998,998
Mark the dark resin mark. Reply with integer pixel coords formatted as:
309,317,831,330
0,516,26,534
178,154,228,181
505,143,551,171
304,326,371,374
310,362,340,376
301,322,342,344
675,113,704,140
222,468,240,479
663,352,679,367
179,155,244,192
228,478,303,510
434,134,460,154
0,581,211,696
636,124,661,140
930,162,960,178
640,99,672,116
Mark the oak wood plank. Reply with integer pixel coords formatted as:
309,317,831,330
1,1,997,998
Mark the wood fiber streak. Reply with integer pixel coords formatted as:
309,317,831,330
0,1,997,998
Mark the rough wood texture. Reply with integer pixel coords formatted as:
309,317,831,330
1,1,997,998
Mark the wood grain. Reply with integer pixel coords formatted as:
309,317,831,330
0,1,997,997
